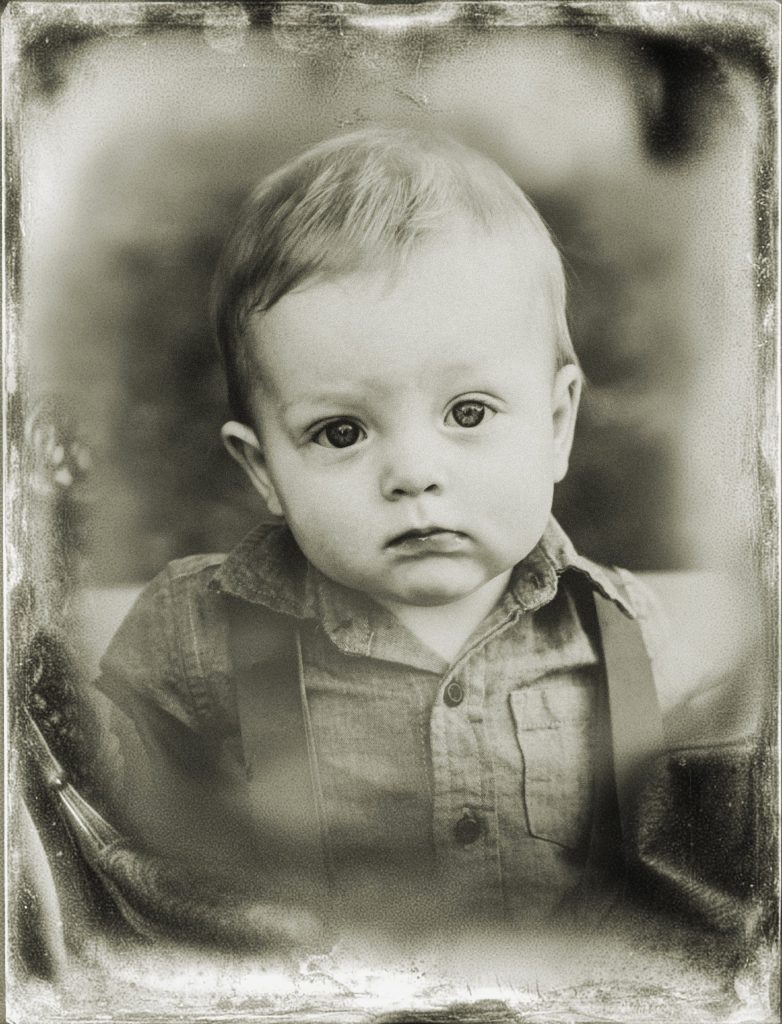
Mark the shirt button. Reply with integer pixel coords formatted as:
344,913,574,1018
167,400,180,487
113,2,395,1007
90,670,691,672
444,680,464,707
454,811,482,846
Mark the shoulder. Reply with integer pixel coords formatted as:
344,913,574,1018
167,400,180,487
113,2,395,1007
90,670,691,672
165,552,227,580
604,568,763,749
159,552,232,637
608,568,676,707
97,552,234,733
573,558,718,714
100,552,230,670
569,560,680,712
561,553,673,681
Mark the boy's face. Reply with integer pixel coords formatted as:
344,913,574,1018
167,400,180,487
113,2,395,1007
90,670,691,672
228,224,581,610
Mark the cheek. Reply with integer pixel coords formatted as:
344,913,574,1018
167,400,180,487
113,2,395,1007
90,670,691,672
478,430,553,494
476,437,555,535
271,462,370,537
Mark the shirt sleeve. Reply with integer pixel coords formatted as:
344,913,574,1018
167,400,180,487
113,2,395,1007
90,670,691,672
90,567,253,869
617,568,764,750
612,568,678,716
95,567,202,735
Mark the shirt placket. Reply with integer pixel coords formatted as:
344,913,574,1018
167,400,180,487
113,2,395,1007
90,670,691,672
429,639,505,917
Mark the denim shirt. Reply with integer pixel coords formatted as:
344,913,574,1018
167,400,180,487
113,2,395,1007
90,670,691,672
96,518,669,926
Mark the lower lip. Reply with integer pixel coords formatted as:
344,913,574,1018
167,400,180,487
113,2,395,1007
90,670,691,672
387,531,469,556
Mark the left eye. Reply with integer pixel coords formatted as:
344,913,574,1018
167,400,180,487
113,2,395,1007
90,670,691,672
446,400,489,428
312,419,366,448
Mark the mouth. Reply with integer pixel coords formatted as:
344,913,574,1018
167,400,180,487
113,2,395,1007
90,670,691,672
385,527,469,554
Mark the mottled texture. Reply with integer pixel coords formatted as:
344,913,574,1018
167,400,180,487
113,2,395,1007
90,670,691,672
94,519,652,928
4,1,777,1020
5,0,773,582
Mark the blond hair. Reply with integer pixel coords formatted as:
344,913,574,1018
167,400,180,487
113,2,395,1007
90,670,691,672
212,126,575,423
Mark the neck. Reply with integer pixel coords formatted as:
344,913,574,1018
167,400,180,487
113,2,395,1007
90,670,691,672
377,570,512,664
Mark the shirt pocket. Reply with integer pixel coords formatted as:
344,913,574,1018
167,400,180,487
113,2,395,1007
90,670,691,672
509,679,597,849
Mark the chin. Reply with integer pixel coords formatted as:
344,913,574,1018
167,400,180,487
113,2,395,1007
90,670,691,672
401,591,465,608
393,579,482,607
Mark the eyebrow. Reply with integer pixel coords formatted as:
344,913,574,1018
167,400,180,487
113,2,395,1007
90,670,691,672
280,391,371,418
276,360,505,419
284,362,493,400
278,376,396,411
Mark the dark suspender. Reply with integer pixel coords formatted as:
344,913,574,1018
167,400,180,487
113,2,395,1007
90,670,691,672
563,573,663,921
226,573,663,890
593,574,664,846
28,573,661,926
225,598,331,890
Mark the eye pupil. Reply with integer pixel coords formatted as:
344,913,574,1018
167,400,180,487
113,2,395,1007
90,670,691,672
452,401,485,428
324,421,360,448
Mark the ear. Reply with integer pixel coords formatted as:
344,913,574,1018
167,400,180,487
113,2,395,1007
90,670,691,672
551,364,582,483
220,421,284,518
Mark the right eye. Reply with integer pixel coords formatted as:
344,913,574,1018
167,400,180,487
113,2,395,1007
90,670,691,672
312,419,366,449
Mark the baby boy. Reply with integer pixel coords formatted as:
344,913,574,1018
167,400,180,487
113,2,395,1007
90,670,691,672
96,127,667,936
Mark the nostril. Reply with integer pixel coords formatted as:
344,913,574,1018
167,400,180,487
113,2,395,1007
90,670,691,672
388,481,441,498
382,469,444,500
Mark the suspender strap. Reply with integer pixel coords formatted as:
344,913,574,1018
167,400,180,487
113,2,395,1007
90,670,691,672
592,574,664,846
222,574,661,897
224,597,330,890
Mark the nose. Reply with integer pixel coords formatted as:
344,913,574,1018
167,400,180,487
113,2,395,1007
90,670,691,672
379,435,446,501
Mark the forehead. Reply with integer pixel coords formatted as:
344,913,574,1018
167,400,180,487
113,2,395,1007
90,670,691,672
247,224,556,397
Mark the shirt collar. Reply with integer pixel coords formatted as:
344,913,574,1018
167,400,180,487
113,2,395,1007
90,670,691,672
208,516,635,631
208,522,380,655
516,516,636,618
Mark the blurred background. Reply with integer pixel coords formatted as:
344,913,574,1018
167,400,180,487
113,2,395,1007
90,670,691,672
6,2,776,594
4,2,778,1005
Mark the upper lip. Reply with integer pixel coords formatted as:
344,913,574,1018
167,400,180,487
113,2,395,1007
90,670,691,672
385,526,465,547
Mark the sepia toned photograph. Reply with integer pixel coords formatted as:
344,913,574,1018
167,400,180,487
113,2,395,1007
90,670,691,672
3,2,779,1021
